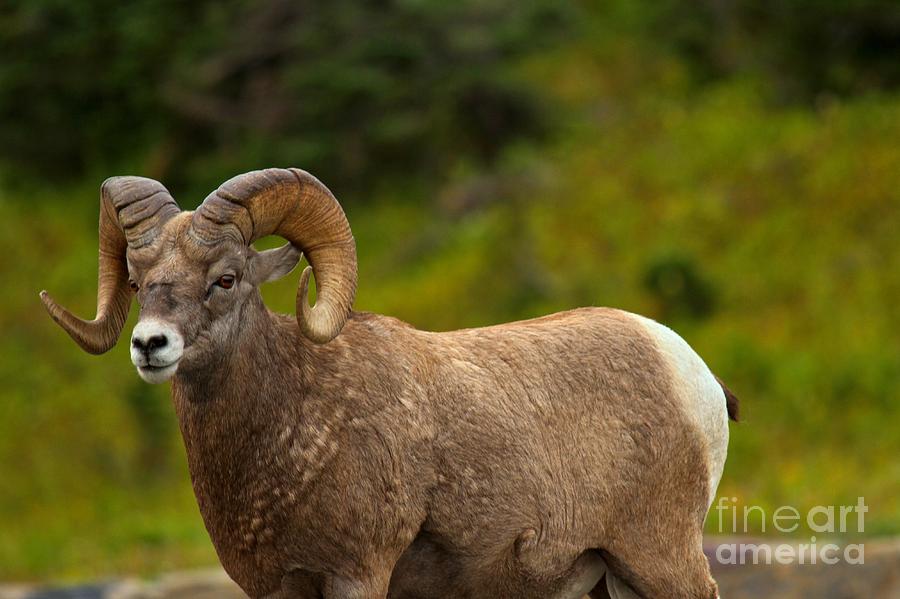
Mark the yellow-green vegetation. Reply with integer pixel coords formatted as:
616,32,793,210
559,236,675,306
2,0,899,583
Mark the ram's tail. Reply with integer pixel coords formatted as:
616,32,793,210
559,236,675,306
715,375,740,422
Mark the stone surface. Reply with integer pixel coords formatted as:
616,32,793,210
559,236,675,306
0,572,246,599
711,538,900,599
3,540,898,598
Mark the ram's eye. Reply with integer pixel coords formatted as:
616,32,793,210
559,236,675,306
216,275,235,289
129,280,139,292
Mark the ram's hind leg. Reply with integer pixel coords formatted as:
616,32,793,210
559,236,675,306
601,533,718,599
551,549,608,599
600,575,640,599
585,561,670,599
586,574,645,599
588,577,612,598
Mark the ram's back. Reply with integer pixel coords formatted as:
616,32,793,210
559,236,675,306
422,306,684,440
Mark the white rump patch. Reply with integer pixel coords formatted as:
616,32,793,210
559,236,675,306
632,314,730,506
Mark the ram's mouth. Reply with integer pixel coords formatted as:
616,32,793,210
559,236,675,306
139,362,177,372
136,360,180,384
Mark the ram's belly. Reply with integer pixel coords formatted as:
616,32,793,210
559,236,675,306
388,529,607,599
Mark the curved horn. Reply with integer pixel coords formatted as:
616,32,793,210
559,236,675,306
40,177,180,354
191,168,357,344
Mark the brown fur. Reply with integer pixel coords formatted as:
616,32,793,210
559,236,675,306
172,306,717,599
47,204,726,599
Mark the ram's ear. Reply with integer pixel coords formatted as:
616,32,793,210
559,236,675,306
247,243,302,285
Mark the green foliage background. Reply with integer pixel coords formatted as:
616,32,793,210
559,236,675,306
2,0,898,581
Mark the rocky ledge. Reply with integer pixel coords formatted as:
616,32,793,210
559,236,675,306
2,539,898,598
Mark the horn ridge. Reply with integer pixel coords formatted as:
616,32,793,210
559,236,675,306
192,168,357,343
41,176,181,353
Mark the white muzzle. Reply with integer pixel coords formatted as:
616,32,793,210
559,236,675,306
130,319,184,384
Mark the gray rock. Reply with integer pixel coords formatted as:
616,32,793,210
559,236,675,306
3,539,898,598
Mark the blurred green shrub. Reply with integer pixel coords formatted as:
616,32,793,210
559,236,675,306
642,254,715,322
0,0,570,190
2,0,899,582
603,0,900,100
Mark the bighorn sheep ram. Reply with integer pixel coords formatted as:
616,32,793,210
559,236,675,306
41,168,738,599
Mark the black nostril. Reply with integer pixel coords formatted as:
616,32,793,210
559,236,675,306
146,335,168,351
133,335,168,352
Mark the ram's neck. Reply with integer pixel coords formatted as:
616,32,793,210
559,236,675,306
168,302,321,529
171,306,311,486
172,302,311,414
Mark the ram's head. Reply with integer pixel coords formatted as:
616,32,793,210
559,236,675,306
40,169,357,383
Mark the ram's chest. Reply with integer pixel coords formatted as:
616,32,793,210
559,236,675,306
180,410,345,565
190,452,290,551
182,434,302,594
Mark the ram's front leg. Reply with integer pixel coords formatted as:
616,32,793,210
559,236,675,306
264,568,393,599
262,568,321,599
323,571,393,599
